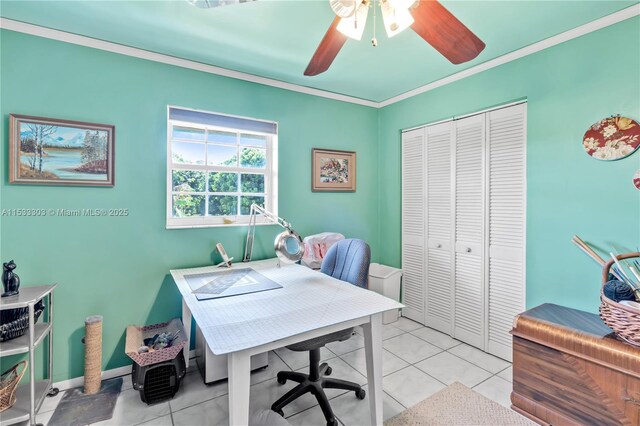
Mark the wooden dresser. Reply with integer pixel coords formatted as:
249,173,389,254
511,303,640,426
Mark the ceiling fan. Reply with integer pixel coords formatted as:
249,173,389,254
305,0,486,76
185,0,485,77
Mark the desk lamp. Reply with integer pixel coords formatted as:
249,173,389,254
243,203,305,266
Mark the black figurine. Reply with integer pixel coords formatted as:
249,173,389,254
2,260,21,297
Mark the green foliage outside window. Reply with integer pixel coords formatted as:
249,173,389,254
172,147,267,217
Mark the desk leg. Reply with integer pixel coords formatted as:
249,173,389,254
363,313,383,426
182,300,192,368
228,350,251,426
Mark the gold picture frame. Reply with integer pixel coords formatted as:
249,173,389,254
312,148,356,192
9,114,115,186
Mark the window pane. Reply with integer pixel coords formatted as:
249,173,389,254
208,145,237,166
208,195,238,216
172,170,206,192
173,126,205,141
241,195,264,215
208,130,236,145
240,133,267,148
240,148,266,168
241,173,264,193
172,141,205,165
209,172,238,193
173,194,205,217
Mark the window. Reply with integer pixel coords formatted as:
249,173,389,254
167,107,277,228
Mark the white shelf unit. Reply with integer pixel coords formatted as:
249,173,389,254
0,285,57,426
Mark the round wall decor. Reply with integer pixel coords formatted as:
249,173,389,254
634,170,640,190
583,116,640,161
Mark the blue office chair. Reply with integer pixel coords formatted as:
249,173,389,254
271,239,370,426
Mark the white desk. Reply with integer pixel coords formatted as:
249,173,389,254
171,259,404,426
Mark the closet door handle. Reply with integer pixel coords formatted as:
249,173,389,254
466,248,472,253
437,244,442,248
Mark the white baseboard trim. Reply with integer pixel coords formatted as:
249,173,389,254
53,349,197,391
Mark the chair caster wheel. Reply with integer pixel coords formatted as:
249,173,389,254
325,366,332,376
355,388,366,399
327,418,338,426
277,376,287,385
47,387,60,397
274,409,284,417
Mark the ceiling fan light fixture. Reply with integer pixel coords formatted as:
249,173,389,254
330,0,359,18
186,0,254,8
387,0,417,10
336,2,370,40
380,0,414,38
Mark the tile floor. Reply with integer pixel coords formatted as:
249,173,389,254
35,317,516,426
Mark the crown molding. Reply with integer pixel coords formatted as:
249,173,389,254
378,4,640,107
0,18,378,108
2,3,639,109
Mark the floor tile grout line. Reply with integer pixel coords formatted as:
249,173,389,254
384,389,408,410
471,372,502,390
441,348,500,376
407,330,465,351
445,345,510,375
381,340,446,366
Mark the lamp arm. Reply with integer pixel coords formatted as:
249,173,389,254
250,203,292,231
243,203,293,262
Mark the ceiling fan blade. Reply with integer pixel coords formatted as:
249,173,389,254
304,16,348,76
410,0,485,65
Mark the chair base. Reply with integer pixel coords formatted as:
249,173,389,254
271,350,365,426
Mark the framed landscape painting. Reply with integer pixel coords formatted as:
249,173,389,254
9,114,114,186
312,148,356,192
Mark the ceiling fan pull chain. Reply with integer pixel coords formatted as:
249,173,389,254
371,0,378,47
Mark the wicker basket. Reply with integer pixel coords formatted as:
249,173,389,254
0,361,27,413
0,301,45,342
600,252,640,347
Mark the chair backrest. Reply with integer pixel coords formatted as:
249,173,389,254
320,239,370,288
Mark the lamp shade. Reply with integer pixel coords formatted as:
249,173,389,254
380,0,414,38
274,230,305,263
330,0,359,18
337,1,370,40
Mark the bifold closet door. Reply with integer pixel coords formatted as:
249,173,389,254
486,104,527,361
424,122,454,333
453,114,485,348
401,128,426,323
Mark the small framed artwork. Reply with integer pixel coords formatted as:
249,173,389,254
9,114,114,186
312,148,356,192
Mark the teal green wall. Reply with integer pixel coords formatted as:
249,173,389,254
0,30,379,382
378,17,640,314
2,17,640,383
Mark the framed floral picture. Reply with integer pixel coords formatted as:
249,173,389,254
312,148,356,192
583,116,639,161
9,114,115,186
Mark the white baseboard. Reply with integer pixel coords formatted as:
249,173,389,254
53,349,197,391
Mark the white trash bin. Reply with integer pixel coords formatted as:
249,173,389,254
368,263,402,324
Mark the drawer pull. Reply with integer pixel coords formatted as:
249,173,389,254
624,397,640,407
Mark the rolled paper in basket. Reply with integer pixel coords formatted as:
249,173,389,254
84,315,103,395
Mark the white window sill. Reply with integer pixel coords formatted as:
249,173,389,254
166,220,276,230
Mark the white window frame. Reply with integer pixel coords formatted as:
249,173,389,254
166,107,278,229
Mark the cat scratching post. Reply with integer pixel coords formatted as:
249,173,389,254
84,315,103,394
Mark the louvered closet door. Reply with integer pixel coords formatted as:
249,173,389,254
486,104,527,361
401,128,426,323
453,114,485,348
424,122,454,333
